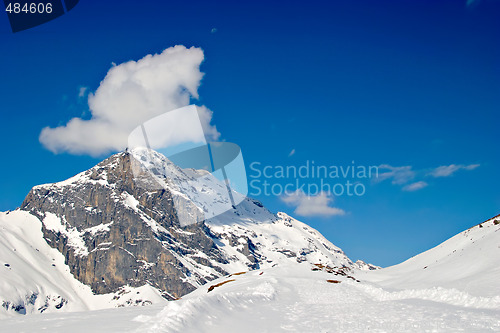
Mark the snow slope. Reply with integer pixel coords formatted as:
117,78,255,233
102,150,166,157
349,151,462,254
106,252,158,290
134,262,500,333
0,210,166,319
133,217,500,333
360,214,500,297
2,213,500,332
4,213,498,332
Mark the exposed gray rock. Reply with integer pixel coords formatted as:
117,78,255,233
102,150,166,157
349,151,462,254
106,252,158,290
21,152,228,299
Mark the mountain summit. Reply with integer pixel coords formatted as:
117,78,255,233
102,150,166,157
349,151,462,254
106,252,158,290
1,149,365,317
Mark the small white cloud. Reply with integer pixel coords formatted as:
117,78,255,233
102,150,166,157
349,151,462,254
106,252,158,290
428,164,480,178
281,190,345,218
465,164,480,170
40,45,219,156
78,86,88,98
376,164,415,185
402,181,428,192
288,149,295,157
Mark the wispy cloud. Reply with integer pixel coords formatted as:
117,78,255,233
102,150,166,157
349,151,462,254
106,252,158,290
403,181,428,192
376,165,415,185
281,190,345,217
288,149,296,157
428,164,480,178
376,163,479,192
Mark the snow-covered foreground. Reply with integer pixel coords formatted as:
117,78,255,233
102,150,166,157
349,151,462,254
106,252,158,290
2,262,499,332
2,206,499,332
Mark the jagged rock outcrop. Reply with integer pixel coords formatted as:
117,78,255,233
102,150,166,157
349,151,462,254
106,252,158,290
21,152,227,298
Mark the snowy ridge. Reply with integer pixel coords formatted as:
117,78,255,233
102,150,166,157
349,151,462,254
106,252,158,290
130,147,247,225
360,214,500,296
126,148,360,281
132,276,278,333
205,210,355,270
129,147,358,270
346,281,500,309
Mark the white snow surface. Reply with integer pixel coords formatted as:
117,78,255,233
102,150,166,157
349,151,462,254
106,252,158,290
2,213,499,332
130,147,248,226
360,214,500,297
2,262,499,332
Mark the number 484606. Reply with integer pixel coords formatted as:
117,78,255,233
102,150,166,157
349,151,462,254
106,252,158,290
5,2,53,14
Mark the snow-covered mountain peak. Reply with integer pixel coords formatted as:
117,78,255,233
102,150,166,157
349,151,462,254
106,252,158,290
128,147,250,227
3,148,361,318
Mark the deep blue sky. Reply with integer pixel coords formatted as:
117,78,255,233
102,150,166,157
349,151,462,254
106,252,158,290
0,0,499,267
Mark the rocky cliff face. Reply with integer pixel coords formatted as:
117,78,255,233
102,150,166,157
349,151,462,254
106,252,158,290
19,149,359,301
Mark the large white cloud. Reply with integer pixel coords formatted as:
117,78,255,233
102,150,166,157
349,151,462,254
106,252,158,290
40,45,219,156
